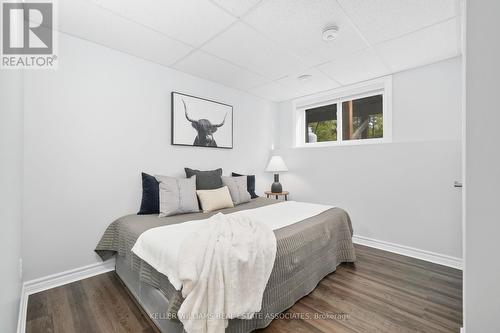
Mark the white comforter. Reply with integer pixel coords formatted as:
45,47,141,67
131,201,333,333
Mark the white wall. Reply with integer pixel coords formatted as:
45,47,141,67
465,1,500,331
22,33,276,281
0,71,24,331
273,57,462,259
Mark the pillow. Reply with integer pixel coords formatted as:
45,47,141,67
155,175,199,217
232,172,258,199
185,168,223,190
222,176,251,205
138,172,159,215
196,186,234,213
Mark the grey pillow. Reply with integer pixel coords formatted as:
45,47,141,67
184,168,223,190
222,176,251,205
155,175,199,217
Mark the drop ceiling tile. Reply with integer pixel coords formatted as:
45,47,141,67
59,0,193,66
90,0,236,47
250,82,298,102
277,68,340,97
211,0,262,17
202,22,308,80
243,0,368,67
173,51,269,91
317,48,390,85
337,0,457,44
375,18,460,73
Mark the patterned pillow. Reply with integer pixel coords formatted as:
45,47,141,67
155,175,199,217
222,176,251,205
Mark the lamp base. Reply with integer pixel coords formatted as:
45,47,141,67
271,174,282,193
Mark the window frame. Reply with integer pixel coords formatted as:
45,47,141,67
293,76,392,148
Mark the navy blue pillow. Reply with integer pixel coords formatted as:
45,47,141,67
232,172,258,199
138,172,159,215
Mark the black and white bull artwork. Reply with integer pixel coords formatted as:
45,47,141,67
182,99,227,147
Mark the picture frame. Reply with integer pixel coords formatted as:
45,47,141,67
171,92,233,149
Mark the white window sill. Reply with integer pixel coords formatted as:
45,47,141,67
294,138,391,148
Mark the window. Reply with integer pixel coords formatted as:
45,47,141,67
342,95,383,141
305,104,337,143
295,77,391,147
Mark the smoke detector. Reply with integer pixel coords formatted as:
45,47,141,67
322,26,339,41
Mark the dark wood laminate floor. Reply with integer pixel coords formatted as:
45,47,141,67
26,244,462,333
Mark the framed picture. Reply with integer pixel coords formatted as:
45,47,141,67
171,92,233,149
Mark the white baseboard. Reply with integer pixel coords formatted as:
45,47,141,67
352,235,463,270
17,259,115,333
16,284,27,333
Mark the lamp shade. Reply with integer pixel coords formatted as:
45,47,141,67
266,156,288,172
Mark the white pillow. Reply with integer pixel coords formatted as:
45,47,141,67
222,176,251,205
196,186,234,213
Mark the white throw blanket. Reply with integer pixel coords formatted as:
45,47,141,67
131,201,333,333
177,212,276,333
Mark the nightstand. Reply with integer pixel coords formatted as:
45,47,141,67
265,191,289,201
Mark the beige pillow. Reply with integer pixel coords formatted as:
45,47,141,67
196,186,234,213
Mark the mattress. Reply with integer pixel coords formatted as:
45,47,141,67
96,197,356,332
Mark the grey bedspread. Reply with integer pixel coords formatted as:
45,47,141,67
95,198,356,332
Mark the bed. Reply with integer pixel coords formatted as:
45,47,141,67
95,197,356,332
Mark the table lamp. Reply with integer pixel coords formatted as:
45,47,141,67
266,155,288,193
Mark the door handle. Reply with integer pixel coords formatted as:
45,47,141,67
454,181,463,188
